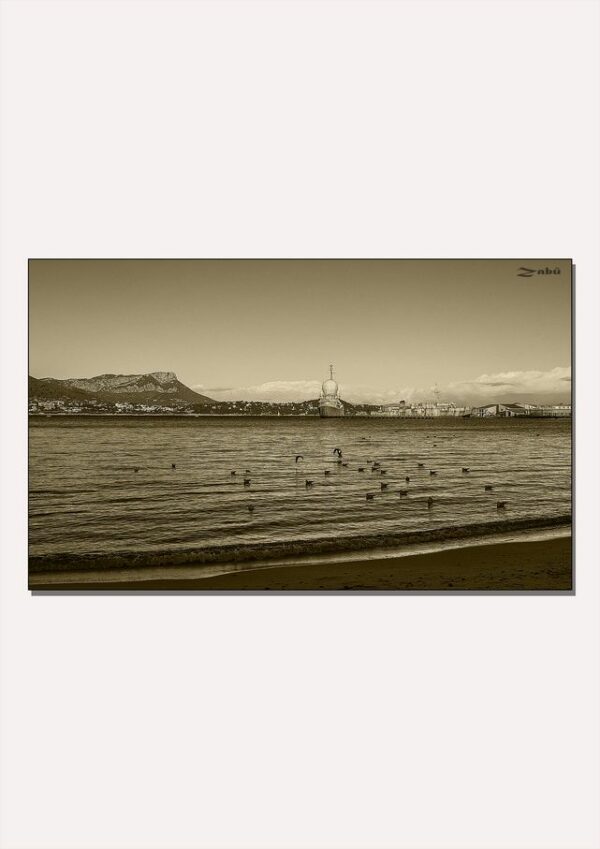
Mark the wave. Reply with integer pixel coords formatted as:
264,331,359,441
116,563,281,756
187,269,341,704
29,514,571,574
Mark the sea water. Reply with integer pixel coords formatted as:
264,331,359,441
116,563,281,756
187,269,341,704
29,416,571,574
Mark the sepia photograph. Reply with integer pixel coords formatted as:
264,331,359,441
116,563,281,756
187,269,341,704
4,2,598,847
28,258,572,592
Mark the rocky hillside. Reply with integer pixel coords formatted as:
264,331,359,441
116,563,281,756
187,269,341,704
29,372,214,404
29,376,90,402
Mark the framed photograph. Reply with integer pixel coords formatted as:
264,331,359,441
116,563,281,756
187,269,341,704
4,1,598,846
28,258,572,592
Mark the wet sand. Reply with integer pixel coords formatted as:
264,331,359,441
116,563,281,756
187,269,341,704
31,535,572,591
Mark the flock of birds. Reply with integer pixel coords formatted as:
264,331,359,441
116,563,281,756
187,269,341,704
212,442,509,515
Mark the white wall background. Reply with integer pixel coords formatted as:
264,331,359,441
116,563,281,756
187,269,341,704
1,2,598,848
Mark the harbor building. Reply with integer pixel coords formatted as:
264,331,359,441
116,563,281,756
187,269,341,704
471,403,571,418
375,400,467,418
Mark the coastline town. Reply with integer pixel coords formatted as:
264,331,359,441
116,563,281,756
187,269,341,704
28,367,571,418
28,397,571,418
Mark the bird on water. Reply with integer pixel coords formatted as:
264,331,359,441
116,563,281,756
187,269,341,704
333,448,342,458
462,467,470,473
427,497,434,508
366,492,375,501
295,455,304,463
380,482,388,490
497,501,507,509
134,467,139,473
243,478,251,487
405,476,410,483
430,470,437,476
171,463,176,470
305,480,314,488
418,463,424,468
485,485,493,491
399,489,408,496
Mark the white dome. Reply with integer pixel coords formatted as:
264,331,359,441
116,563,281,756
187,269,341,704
322,379,338,396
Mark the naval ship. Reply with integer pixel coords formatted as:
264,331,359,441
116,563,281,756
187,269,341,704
319,365,345,418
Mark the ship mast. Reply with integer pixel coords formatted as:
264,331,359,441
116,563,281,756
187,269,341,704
330,364,334,380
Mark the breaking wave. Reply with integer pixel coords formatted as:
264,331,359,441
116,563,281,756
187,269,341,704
29,514,571,574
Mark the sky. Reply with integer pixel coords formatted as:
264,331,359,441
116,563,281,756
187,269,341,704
29,259,572,404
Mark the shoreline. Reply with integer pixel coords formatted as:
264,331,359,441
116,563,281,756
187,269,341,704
30,533,572,592
29,514,572,576
30,413,572,419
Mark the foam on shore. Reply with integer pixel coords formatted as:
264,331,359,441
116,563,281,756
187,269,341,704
29,519,571,588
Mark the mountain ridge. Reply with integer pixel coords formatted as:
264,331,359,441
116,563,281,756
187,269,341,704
29,372,214,404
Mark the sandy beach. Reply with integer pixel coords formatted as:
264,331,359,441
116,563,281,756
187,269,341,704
31,535,572,591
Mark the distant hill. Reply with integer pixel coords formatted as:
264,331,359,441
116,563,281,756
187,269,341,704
29,372,214,405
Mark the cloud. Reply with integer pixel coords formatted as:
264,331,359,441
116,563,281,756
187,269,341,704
205,380,424,405
196,366,571,405
204,380,427,405
447,366,571,402
473,380,516,387
343,385,422,405
206,380,322,402
193,383,235,393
